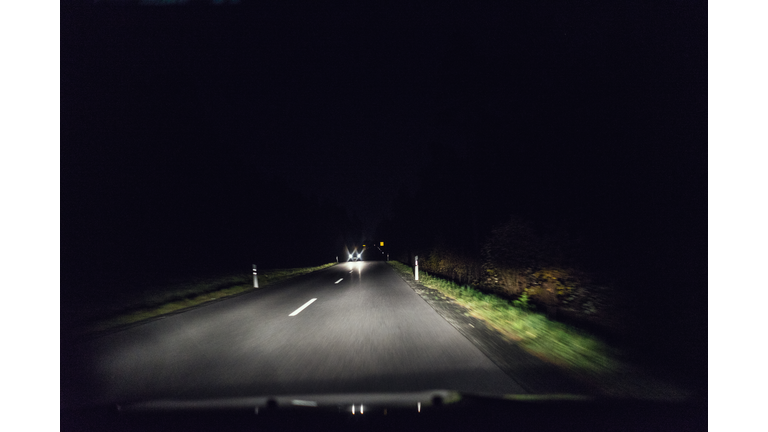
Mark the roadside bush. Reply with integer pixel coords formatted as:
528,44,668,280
478,216,626,338
481,218,585,307
421,245,482,286
481,217,543,298
511,290,533,311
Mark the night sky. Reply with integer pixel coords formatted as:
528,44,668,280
61,0,706,335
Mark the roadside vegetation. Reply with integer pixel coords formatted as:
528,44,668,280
83,263,336,334
388,261,690,400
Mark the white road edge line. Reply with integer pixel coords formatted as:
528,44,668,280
289,298,317,316
335,278,344,284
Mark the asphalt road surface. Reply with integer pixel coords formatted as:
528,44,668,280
62,262,527,407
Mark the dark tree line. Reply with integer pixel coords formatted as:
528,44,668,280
62,163,355,305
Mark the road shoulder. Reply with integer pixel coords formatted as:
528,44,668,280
386,263,597,396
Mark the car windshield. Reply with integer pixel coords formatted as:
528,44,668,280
60,0,706,421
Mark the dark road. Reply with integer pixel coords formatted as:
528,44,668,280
62,262,528,407
51,1,709,429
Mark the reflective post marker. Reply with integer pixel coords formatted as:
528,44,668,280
253,264,259,288
336,256,338,263
415,255,419,281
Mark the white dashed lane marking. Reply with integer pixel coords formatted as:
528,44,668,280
289,298,317,316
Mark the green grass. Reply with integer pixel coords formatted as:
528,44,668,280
388,261,690,400
85,263,336,334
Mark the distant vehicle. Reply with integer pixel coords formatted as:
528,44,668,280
349,252,362,262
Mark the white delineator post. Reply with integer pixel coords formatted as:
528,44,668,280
253,264,259,288
415,255,419,281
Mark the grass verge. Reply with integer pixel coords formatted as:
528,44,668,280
388,261,691,400
84,263,336,334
